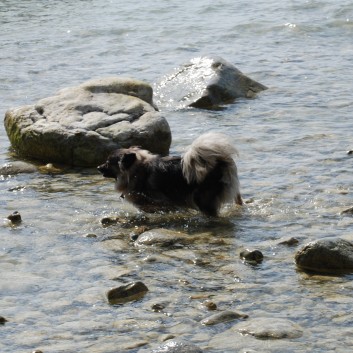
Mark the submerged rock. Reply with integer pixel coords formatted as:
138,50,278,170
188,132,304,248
4,77,171,167
7,211,22,224
151,340,203,353
155,56,267,109
0,161,37,175
135,228,193,247
240,249,263,264
341,206,353,215
295,238,353,273
234,317,303,339
201,310,248,326
0,316,7,325
107,281,148,304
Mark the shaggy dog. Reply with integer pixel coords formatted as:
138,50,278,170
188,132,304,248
97,132,242,217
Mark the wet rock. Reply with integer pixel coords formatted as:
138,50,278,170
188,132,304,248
347,150,353,155
135,228,193,247
4,77,171,166
278,237,299,246
240,249,263,264
100,216,120,226
160,334,177,342
155,56,267,109
32,351,43,353
7,211,22,224
295,238,353,273
130,226,150,241
201,300,217,311
151,340,203,353
341,206,353,215
107,281,148,304
0,316,7,325
83,233,97,238
201,310,248,326
151,303,166,312
234,317,303,339
0,161,37,175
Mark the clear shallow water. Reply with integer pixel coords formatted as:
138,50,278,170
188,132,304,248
1,1,353,352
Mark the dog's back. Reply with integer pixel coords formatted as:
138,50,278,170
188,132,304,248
98,132,242,216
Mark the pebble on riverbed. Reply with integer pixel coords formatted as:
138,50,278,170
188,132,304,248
0,316,8,324
278,237,299,246
240,249,263,264
151,340,203,353
341,206,353,215
107,281,149,305
201,310,249,326
7,211,22,224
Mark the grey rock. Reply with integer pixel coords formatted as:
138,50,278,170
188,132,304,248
201,310,248,326
0,161,37,175
151,340,203,353
155,56,267,109
4,77,171,167
234,317,303,339
135,228,193,247
295,238,353,273
107,281,148,305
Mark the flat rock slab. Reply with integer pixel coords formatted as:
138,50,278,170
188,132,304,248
154,56,267,109
201,310,248,326
151,340,203,353
0,161,37,175
135,228,196,247
295,238,353,273
234,317,303,339
4,77,171,167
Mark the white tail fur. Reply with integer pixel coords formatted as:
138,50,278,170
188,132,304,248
182,132,240,203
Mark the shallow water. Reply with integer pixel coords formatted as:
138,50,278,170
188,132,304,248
1,1,353,352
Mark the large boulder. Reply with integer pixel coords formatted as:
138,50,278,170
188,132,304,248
295,238,353,273
154,56,267,109
4,77,171,167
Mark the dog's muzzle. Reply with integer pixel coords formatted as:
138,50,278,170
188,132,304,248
97,163,113,178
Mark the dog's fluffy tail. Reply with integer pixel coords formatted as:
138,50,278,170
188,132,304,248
182,132,242,205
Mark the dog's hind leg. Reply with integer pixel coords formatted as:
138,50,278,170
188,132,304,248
194,190,221,217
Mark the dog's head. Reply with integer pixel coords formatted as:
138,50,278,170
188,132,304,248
97,149,138,179
97,147,155,179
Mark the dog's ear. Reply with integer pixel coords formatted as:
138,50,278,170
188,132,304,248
119,152,137,170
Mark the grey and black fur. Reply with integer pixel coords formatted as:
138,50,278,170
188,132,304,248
97,132,242,217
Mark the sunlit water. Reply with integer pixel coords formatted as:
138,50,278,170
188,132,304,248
1,1,353,352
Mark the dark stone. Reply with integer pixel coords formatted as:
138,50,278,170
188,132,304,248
295,238,353,273
341,206,353,215
0,316,7,325
7,211,22,224
107,281,148,304
240,249,263,264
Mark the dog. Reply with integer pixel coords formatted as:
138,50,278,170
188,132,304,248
97,132,243,217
